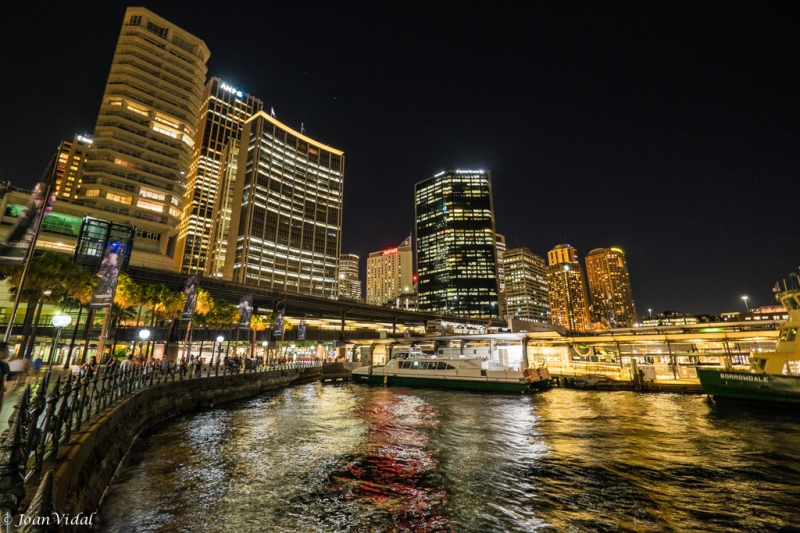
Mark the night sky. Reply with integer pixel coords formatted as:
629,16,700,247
2,1,798,315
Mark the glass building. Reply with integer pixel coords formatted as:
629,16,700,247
415,170,499,317
224,111,344,297
337,253,362,300
585,247,638,327
175,78,263,275
504,245,550,322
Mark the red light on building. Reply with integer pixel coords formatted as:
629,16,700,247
382,248,398,256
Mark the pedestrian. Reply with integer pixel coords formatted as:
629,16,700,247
0,343,11,411
83,356,99,378
106,356,118,373
120,353,135,373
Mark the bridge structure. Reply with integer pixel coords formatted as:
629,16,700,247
127,266,505,342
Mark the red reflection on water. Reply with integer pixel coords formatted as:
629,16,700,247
331,390,455,532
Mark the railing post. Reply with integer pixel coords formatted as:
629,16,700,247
35,377,60,477
20,470,56,533
0,414,27,517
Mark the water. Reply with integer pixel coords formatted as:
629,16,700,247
97,384,800,532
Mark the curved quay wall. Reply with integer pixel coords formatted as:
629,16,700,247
2,364,321,532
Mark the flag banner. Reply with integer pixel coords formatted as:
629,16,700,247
298,320,306,340
0,184,55,265
89,241,125,308
238,294,253,328
272,309,284,338
182,275,199,320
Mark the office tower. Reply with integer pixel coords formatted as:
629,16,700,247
496,233,506,317
175,78,263,274
546,244,590,331
415,170,499,317
585,247,638,327
225,111,344,296
79,7,209,270
54,134,93,199
206,141,240,277
338,253,362,300
504,246,550,322
366,236,413,306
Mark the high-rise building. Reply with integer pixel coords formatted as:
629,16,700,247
54,134,93,200
495,233,506,317
205,140,240,277
338,254,362,300
415,170,499,317
546,244,590,331
366,236,413,306
585,247,638,327
80,8,209,270
175,78,263,274
504,246,550,322
225,111,344,296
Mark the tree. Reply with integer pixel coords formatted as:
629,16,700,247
249,313,274,358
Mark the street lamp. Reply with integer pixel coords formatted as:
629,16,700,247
216,335,224,366
741,296,749,311
49,314,72,370
648,309,652,318
138,329,150,359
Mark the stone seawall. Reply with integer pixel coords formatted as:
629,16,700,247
31,367,320,530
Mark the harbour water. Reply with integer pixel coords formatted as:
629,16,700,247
97,383,800,532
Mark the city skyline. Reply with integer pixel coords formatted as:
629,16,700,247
2,2,798,314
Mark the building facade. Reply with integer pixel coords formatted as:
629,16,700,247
225,111,344,297
495,233,506,318
366,236,413,306
415,170,499,317
79,7,209,270
504,246,550,323
546,244,590,331
585,247,638,327
338,253,362,300
175,78,263,275
54,134,94,200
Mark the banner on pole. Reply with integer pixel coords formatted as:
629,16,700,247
272,309,284,338
298,320,306,340
0,183,55,265
182,275,200,320
238,294,253,328
89,241,125,308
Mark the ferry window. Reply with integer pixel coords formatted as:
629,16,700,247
788,328,797,342
419,362,429,370
411,361,420,369
399,361,410,369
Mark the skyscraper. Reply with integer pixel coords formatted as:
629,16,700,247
225,111,344,297
206,140,240,277
366,236,413,306
546,244,590,331
338,254,362,300
80,8,209,270
54,134,93,200
504,246,550,322
585,247,638,327
175,78,263,274
495,233,507,317
415,170,499,317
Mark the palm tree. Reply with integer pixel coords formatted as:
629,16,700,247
249,313,274,358
62,271,96,368
5,251,87,359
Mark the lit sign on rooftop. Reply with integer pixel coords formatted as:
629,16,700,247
382,248,398,256
221,83,243,98
77,135,93,144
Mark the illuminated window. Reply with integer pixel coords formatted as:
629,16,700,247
106,193,132,204
85,189,100,197
139,188,166,201
138,199,163,212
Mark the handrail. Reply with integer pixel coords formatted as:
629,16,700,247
0,358,322,519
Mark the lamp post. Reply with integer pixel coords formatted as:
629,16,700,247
138,329,150,360
216,335,224,366
49,314,72,370
648,309,652,318
741,296,749,311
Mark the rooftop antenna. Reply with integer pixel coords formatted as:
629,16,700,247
301,123,305,135
271,107,276,118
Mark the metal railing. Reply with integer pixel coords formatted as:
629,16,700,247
0,358,321,519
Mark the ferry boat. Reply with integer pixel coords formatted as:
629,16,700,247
697,277,800,403
352,352,552,393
